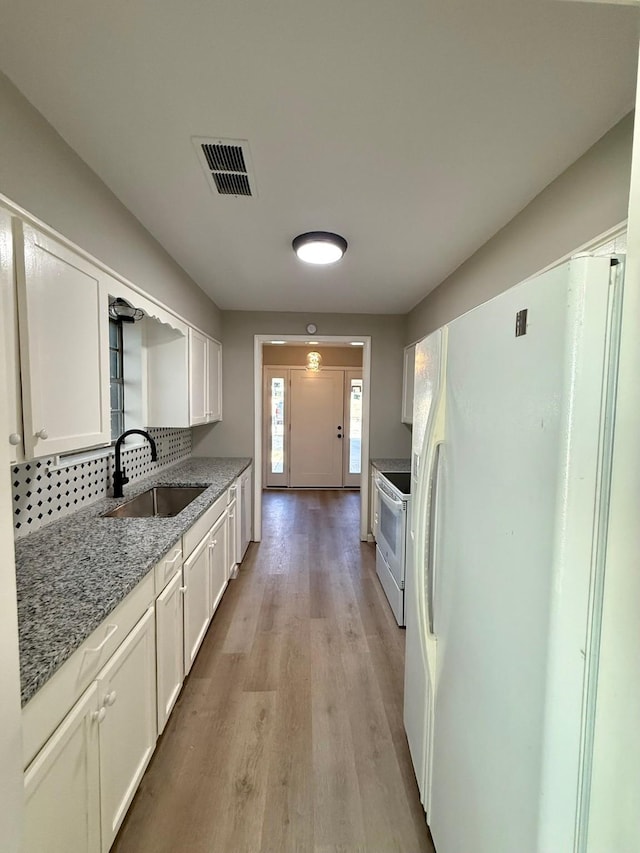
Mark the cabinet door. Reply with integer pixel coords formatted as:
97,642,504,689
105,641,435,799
188,327,207,426
23,683,101,853
0,210,24,462
16,223,110,457
209,511,228,616
155,567,184,735
402,343,416,424
206,337,222,422
183,532,211,675
97,607,157,853
239,467,252,560
227,498,238,579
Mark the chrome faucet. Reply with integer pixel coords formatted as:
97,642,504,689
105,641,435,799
113,429,158,498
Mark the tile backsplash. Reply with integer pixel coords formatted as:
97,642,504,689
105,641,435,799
12,427,192,538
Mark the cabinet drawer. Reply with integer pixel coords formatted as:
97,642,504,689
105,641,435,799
154,543,183,595
22,572,154,769
182,492,227,558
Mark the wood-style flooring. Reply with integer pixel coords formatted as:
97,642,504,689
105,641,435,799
113,490,435,853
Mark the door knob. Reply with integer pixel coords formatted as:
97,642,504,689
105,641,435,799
92,707,107,724
104,690,117,707
35,428,48,440
8,433,21,446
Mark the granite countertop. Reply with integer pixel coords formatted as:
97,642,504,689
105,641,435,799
15,456,251,706
370,458,411,473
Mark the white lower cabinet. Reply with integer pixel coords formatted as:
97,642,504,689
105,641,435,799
23,473,253,852
227,497,238,579
97,607,157,853
155,567,185,735
23,683,101,853
23,607,156,853
183,532,211,676
209,510,228,615
236,465,252,563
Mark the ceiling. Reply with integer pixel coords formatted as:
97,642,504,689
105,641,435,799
0,0,637,314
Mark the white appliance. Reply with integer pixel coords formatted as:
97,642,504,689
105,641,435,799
374,471,411,625
404,256,624,852
403,326,445,811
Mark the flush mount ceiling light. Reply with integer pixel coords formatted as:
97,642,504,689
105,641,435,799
109,297,144,323
293,232,347,265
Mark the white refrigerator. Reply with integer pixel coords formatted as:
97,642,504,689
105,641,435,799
404,256,624,852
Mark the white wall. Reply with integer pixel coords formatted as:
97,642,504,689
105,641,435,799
192,311,411,460
0,71,222,339
407,113,633,341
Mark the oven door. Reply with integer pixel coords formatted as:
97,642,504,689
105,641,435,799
375,477,407,588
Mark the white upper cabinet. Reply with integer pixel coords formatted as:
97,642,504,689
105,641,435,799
16,223,110,457
189,327,222,427
206,336,222,422
147,325,222,429
0,209,24,461
189,327,208,426
402,343,416,425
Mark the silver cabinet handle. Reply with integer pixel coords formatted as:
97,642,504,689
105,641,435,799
35,429,48,440
8,433,21,446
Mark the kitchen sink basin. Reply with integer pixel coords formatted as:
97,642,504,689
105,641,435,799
103,486,207,519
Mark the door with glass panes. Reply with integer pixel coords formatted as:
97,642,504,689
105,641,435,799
264,366,362,488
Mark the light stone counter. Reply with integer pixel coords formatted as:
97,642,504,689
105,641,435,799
370,458,411,473
15,457,251,705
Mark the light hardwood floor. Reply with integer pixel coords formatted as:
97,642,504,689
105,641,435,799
113,490,435,853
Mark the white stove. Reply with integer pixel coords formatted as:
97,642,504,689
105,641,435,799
374,471,411,626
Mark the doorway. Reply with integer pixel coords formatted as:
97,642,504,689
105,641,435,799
253,335,372,541
264,365,363,488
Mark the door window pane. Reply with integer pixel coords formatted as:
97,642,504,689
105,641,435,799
270,377,285,474
349,379,362,474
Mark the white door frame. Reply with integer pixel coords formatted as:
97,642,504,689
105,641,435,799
254,335,371,542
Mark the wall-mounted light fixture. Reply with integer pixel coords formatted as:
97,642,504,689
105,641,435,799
109,297,144,323
293,232,347,265
306,351,322,372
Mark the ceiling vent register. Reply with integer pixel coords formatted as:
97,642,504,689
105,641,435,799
193,137,256,198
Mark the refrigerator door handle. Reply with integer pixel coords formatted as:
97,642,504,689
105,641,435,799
426,443,442,636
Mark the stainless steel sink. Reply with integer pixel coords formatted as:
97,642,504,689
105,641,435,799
103,486,206,519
